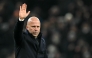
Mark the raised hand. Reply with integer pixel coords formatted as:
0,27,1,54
19,3,30,20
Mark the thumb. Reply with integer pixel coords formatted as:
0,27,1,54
26,11,30,16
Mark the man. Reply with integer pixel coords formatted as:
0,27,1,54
14,3,48,58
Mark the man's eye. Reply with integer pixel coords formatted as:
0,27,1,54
31,26,40,28
37,26,40,28
32,26,35,27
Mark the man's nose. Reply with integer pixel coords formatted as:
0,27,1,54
34,27,38,31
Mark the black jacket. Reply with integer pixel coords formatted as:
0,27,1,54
14,20,48,58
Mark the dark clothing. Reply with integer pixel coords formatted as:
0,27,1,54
14,20,48,58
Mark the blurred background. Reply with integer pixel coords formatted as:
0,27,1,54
0,0,92,58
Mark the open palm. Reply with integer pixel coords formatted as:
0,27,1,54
19,3,30,20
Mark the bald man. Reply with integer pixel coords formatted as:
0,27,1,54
14,3,48,58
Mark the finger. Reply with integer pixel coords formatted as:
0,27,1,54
22,4,26,10
25,3,27,9
24,3,27,11
23,3,27,7
24,3,27,6
20,6,21,11
26,11,30,16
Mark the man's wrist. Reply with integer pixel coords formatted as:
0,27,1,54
19,18,24,21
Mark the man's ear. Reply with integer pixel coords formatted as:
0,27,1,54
26,25,29,30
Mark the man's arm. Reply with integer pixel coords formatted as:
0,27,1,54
14,3,30,46
14,19,25,46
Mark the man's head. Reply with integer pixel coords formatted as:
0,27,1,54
26,16,41,38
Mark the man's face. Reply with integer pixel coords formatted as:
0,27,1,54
26,17,41,37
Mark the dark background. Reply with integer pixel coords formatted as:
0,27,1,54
0,0,92,58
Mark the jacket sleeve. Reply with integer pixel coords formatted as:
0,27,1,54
14,19,25,46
